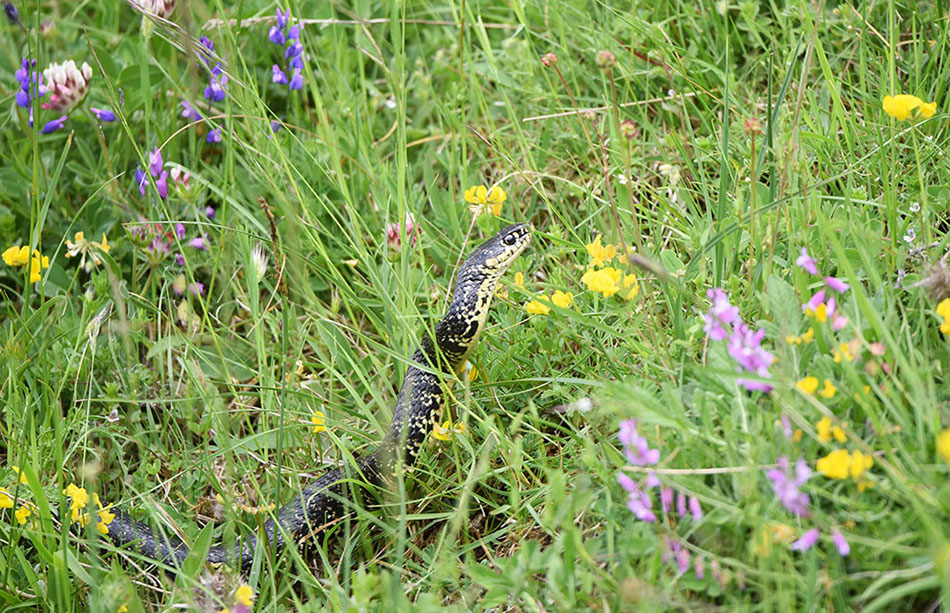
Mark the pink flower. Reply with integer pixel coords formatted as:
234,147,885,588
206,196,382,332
660,487,674,513
804,289,826,312
704,288,739,340
385,212,420,252
832,530,850,556
693,556,705,579
618,420,660,466
645,470,660,489
688,495,702,521
676,492,687,517
791,528,819,552
796,247,818,274
825,276,849,293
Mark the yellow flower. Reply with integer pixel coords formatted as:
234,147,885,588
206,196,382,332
581,267,622,298
796,376,819,395
234,584,254,607
65,231,111,271
432,419,465,441
817,449,852,479
15,505,31,525
94,494,115,535
0,487,14,509
882,94,938,121
11,465,28,485
816,417,832,442
551,290,574,309
525,296,551,315
818,379,837,399
585,235,618,267
622,273,639,300
937,299,950,335
805,303,828,323
514,272,524,287
786,327,815,345
311,410,327,433
2,245,29,266
64,483,89,511
938,429,950,462
29,251,49,283
118,606,128,613
850,449,873,480
464,184,506,217
832,342,856,363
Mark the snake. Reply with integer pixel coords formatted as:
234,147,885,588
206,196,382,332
101,222,532,571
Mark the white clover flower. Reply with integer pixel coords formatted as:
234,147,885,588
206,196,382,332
42,60,92,111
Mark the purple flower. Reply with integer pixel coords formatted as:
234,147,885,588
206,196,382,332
688,495,702,521
694,556,705,579
14,58,47,109
617,473,655,522
727,323,774,390
288,69,303,91
155,170,169,199
617,420,660,466
175,223,186,240
41,115,67,133
5,2,20,25
288,54,304,70
90,107,116,122
189,281,205,295
175,253,185,266
272,64,288,84
704,288,739,340
286,24,299,40
832,530,850,557
135,167,147,195
645,471,660,489
276,8,288,30
804,289,826,313
671,540,690,573
271,120,281,133
781,414,794,439
268,25,285,45
206,128,222,143
676,492,687,518
148,236,170,255
205,206,216,219
181,100,202,121
188,236,208,250
660,487,673,513
765,457,811,517
16,90,30,108
285,41,303,59
149,147,163,177
198,36,214,53
796,247,818,274
791,528,819,552
825,276,849,293
204,65,228,102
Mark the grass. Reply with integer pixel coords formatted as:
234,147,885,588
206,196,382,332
1,0,950,610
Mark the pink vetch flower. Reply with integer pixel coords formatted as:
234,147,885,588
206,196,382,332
765,457,811,517
676,492,687,518
189,281,205,295
149,147,163,176
804,289,826,313
796,247,818,275
825,276,849,293
174,223,186,240
617,419,660,466
617,473,656,522
188,236,208,250
781,414,794,439
704,288,740,340
385,212,421,252
833,530,850,557
791,528,820,552
688,495,702,521
727,323,775,392
660,487,674,513
670,539,690,574
694,556,705,579
645,470,660,489
41,60,92,111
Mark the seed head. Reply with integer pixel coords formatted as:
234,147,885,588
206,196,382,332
540,52,557,67
596,50,617,70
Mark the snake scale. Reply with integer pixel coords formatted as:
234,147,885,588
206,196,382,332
102,223,532,571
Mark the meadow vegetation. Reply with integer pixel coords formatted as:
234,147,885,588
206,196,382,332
2,0,950,610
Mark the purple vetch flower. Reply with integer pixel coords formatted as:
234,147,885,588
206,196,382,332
288,53,304,70
181,100,202,121
268,25,286,45
688,496,702,521
155,170,169,199
90,107,116,122
796,247,818,275
676,492,687,518
694,556,705,579
205,206,215,219
617,420,660,466
285,40,302,59
175,223,186,240
189,281,205,295
286,24,299,40
14,58,48,109
148,236,170,256
175,253,185,266
206,128,222,143
149,147,163,176
727,323,775,391
645,471,660,489
825,276,849,293
276,8,288,29
704,288,739,340
199,36,214,53
271,120,281,133
188,236,208,250
135,167,147,195
804,289,826,313
272,64,288,84
4,2,19,25
40,115,67,133
617,473,656,522
790,528,819,552
660,487,674,513
671,540,690,574
832,530,850,557
765,456,811,517
781,414,794,439
288,69,303,91
204,65,228,102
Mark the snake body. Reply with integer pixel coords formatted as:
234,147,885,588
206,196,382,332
103,223,532,571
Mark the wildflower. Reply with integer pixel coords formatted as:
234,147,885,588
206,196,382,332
816,449,851,480
816,417,846,443
14,505,30,525
524,296,551,315
623,273,639,300
251,244,268,279
14,58,47,112
581,266,622,297
276,7,289,29
385,212,420,252
286,24,300,40
790,528,819,552
432,419,466,441
0,487,13,509
619,119,638,140
155,171,169,199
170,167,190,189
269,25,285,45
180,100,202,121
660,487,673,513
172,274,187,295
41,116,67,134
272,64,288,84
288,69,303,91
514,272,524,287
795,376,819,395
727,323,775,392
595,50,617,70
4,2,19,25
703,288,739,341
585,234,617,267
617,419,660,466
832,342,856,363
804,289,826,314
882,94,937,121
311,410,326,433
670,539,690,573
131,0,176,18
617,473,656,522
94,494,115,535
289,54,304,70
271,120,282,133
849,449,873,480
904,228,917,244
825,276,849,293
206,128,222,143
688,496,702,521
42,60,92,111
832,530,850,556
90,107,116,122
818,379,836,399
765,457,811,517
540,52,557,67
694,556,705,579
2,245,29,266
786,327,815,345
645,471,660,488
937,300,950,335
285,40,303,59
203,65,228,102
551,290,573,309
65,231,111,272
743,117,763,136
189,282,204,296
464,184,507,217
676,492,687,517
235,584,254,607
11,466,28,485
796,247,818,274
149,147,163,176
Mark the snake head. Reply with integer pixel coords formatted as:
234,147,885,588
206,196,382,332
464,222,532,276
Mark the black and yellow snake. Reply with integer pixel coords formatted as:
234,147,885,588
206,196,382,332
102,223,532,571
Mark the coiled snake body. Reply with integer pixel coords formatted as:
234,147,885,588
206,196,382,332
104,223,532,571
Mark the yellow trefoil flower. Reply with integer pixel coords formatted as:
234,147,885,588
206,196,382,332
581,266,622,298
0,487,14,509
432,419,466,441
937,429,950,462
514,272,525,287
2,245,29,266
11,465,28,485
94,493,115,535
311,410,327,433
816,417,846,443
464,184,506,218
234,584,255,607
585,235,618,267
623,273,639,300
816,449,852,479
832,342,856,363
937,299,950,335
850,449,873,480
14,505,31,525
525,296,551,315
551,290,574,309
818,379,837,399
882,94,937,121
805,303,828,323
64,483,89,512
796,376,819,395
786,327,815,345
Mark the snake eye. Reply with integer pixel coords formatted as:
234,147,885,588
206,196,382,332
502,233,517,246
